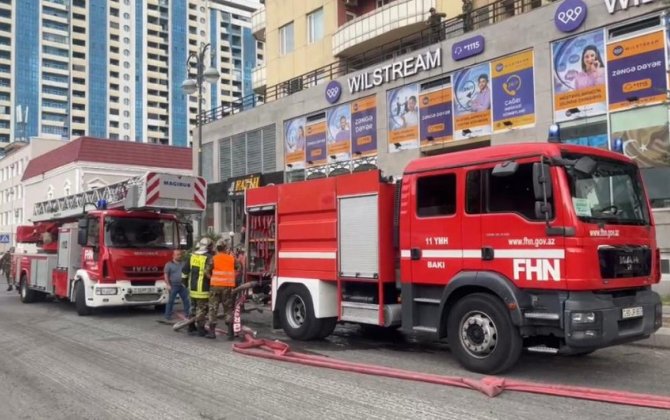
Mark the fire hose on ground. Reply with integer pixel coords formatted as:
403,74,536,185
172,286,670,411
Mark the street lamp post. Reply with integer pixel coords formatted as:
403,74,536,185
182,43,220,236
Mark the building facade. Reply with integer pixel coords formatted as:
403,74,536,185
0,137,66,249
2,0,262,147
251,0,462,94
21,136,192,229
199,0,670,294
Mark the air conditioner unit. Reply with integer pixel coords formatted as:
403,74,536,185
287,77,303,95
344,0,358,7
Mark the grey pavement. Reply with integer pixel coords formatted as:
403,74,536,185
0,291,668,419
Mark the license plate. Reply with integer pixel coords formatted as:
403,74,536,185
133,287,156,294
622,306,643,319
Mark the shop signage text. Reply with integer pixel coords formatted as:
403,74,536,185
605,0,658,15
554,0,587,33
347,48,442,94
452,35,485,61
228,174,261,196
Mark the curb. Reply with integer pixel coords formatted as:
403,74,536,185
627,327,670,350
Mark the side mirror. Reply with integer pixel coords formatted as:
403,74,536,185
574,156,597,175
535,201,553,220
532,163,553,200
492,160,519,177
77,219,88,246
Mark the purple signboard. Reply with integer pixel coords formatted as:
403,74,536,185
325,80,342,104
452,35,485,61
607,30,667,111
491,50,536,132
351,96,377,157
554,0,587,33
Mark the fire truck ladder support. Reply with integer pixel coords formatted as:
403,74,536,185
31,176,143,222
172,310,669,409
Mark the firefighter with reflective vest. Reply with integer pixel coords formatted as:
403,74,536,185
207,240,239,340
181,237,215,337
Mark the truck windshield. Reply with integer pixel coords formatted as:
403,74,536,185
104,217,178,249
564,154,650,226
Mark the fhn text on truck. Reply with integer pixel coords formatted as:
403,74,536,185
245,142,662,374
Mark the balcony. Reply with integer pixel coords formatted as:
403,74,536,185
333,0,435,57
251,6,265,41
252,64,266,93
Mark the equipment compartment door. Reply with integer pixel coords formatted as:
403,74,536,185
339,195,379,278
409,171,462,284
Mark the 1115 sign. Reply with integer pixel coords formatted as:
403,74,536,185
451,35,485,61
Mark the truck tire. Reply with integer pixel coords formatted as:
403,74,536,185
277,284,323,340
447,293,522,374
75,281,92,316
317,317,337,339
19,275,36,304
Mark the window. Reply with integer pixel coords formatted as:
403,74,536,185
416,174,456,217
87,217,100,247
279,22,294,55
466,170,482,214
307,8,324,44
487,163,548,220
662,259,670,274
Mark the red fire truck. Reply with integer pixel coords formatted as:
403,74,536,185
244,143,662,373
11,172,206,316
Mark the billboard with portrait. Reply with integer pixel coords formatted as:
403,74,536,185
326,104,352,162
387,84,420,152
453,62,492,140
284,117,306,170
551,29,607,122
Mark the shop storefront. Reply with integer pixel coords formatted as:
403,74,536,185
206,171,284,237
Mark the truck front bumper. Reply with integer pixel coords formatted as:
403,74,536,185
560,288,662,353
89,281,168,307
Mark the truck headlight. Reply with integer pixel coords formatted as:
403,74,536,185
571,312,596,324
96,287,118,296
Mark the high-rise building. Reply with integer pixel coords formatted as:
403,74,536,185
2,0,263,147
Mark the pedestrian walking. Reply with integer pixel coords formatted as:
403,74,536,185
181,237,215,337
426,7,446,43
164,250,191,320
1,247,14,291
207,241,239,339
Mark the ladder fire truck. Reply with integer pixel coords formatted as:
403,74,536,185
11,172,206,315
244,143,662,374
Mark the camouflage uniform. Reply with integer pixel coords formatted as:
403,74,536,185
1,250,12,291
208,287,235,324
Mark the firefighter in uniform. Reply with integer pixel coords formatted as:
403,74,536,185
207,241,238,339
1,247,13,291
181,237,215,337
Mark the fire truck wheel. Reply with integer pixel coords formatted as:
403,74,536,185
19,275,36,304
277,284,322,340
317,317,338,339
75,281,92,316
447,293,522,374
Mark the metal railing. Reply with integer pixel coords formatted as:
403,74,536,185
199,0,549,126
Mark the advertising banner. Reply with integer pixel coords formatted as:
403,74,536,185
305,120,327,167
607,30,667,111
453,62,492,140
419,86,453,147
351,95,377,157
284,117,306,170
326,104,352,162
387,84,420,152
611,124,670,168
551,29,607,122
492,50,536,132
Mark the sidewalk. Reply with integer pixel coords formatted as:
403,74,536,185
628,304,670,350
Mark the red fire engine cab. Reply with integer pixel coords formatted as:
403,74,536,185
244,143,662,374
11,172,206,315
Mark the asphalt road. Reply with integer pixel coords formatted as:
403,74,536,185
0,290,668,420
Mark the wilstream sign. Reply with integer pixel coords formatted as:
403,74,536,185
347,49,442,94
604,0,658,14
